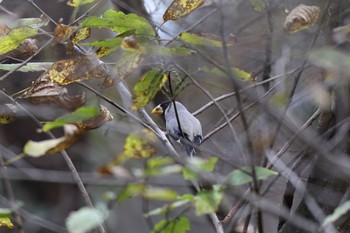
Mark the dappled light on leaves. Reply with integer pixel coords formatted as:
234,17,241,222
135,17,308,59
284,4,320,34
163,0,206,22
47,55,111,85
132,68,167,110
21,73,85,110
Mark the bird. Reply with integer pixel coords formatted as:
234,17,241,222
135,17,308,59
151,100,202,156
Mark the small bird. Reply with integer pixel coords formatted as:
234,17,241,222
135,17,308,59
152,100,202,156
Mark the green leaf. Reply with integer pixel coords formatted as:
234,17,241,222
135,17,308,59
0,208,12,218
194,186,223,215
144,195,193,217
199,66,254,81
309,47,350,75
0,62,52,72
182,157,218,181
0,216,15,229
145,157,182,176
65,206,108,233
0,27,37,55
152,216,190,233
132,68,167,110
250,0,266,12
67,0,95,7
143,187,178,201
323,200,350,227
118,184,178,201
117,183,145,201
226,166,278,186
42,106,100,132
81,9,155,37
24,137,66,157
180,32,222,47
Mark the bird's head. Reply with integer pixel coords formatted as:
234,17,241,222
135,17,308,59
151,100,172,115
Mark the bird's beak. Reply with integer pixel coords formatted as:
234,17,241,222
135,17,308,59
151,105,163,115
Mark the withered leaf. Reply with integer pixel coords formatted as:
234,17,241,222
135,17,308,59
75,105,113,130
163,0,206,22
47,55,111,85
53,23,73,44
284,4,320,34
21,73,85,110
71,27,91,44
99,130,157,175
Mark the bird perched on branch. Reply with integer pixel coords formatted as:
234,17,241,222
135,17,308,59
152,100,202,157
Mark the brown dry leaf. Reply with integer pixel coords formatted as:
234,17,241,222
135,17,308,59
53,23,73,44
75,105,113,130
47,55,111,85
21,73,85,110
284,4,320,34
163,0,206,22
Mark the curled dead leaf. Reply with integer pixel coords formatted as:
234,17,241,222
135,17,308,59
75,105,113,130
163,0,206,22
47,55,111,85
121,36,140,50
21,73,85,110
284,4,320,34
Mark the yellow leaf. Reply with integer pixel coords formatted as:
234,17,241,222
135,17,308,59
0,216,15,229
47,55,111,85
123,130,157,159
163,0,206,21
284,4,320,34
132,69,167,110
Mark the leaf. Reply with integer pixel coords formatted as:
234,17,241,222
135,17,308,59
8,17,50,29
249,0,265,12
144,195,193,217
42,106,100,132
71,27,91,44
0,216,15,229
143,187,178,201
194,186,223,215
0,62,52,72
47,55,111,85
163,0,205,22
199,66,255,81
180,32,221,47
67,0,95,7
0,27,37,55
0,208,12,218
145,157,182,177
149,45,192,57
226,166,278,186
152,216,190,233
24,137,67,157
21,73,85,110
183,157,218,180
53,24,73,44
75,105,113,130
0,104,17,124
132,69,167,110
309,47,350,75
284,4,320,34
65,206,107,233
123,130,157,159
101,51,144,86
81,9,155,37
322,200,350,226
